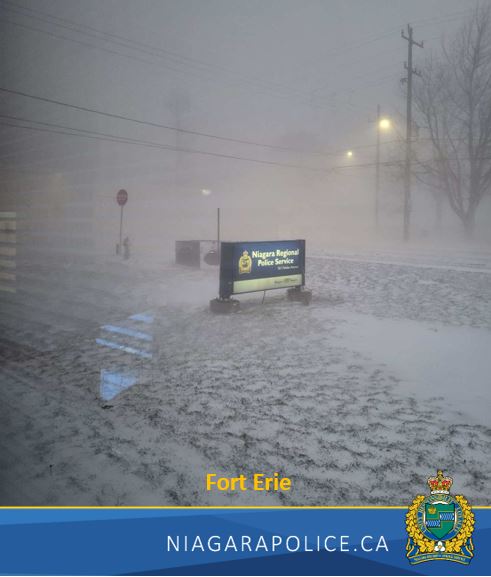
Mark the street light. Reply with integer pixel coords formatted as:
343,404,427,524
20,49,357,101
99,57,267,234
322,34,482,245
379,117,391,131
375,105,391,231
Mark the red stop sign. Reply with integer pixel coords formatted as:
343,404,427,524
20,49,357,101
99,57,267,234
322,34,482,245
117,189,128,206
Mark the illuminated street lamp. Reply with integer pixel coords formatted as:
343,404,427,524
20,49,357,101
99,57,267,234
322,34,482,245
379,117,391,131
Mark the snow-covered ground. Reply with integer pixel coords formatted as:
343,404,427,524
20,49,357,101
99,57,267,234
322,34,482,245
1,247,490,505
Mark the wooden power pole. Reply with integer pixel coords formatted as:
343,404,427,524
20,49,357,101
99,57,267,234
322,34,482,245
401,25,423,241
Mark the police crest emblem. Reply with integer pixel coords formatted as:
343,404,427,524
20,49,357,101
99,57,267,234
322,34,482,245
238,250,252,274
406,470,474,565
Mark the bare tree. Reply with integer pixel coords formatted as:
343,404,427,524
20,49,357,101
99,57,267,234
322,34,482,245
413,4,491,237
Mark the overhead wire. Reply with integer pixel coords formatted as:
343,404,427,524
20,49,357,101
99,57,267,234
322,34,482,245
0,7,318,107
307,6,476,95
0,85,411,159
1,116,484,178
0,117,337,174
0,0,467,121
0,86,336,157
1,0,475,111
0,0,313,100
0,86,471,168
0,2,480,177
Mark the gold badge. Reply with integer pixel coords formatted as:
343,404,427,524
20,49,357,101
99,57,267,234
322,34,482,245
406,470,474,565
238,250,252,274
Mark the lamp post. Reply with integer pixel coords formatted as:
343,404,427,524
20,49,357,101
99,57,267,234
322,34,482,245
217,207,220,261
201,189,221,263
375,106,391,231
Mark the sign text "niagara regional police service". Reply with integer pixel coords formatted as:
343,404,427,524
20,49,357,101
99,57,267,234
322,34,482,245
219,240,305,298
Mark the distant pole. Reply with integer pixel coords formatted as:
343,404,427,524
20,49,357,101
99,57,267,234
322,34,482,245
119,205,123,250
116,189,128,254
401,25,423,242
375,104,381,231
217,207,221,261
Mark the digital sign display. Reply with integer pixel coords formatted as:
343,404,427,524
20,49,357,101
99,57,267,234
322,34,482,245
219,240,305,298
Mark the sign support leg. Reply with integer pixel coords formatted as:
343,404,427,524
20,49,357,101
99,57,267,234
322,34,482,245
217,207,220,262
119,205,124,255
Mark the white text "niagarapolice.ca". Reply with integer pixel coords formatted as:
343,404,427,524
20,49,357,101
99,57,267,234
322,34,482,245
166,534,389,554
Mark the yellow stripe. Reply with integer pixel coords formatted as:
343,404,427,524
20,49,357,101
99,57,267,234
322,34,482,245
0,505,490,510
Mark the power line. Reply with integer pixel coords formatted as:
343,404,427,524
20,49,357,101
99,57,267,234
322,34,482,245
0,85,408,159
2,0,475,114
2,2,467,128
0,108,465,164
0,0,314,101
0,6,316,107
2,17,307,107
0,101,474,166
410,7,474,28
0,118,486,178
8,0,464,104
0,119,411,165
306,7,474,95
0,85,337,157
0,117,336,174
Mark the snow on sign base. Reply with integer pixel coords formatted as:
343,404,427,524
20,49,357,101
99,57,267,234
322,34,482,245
219,239,305,298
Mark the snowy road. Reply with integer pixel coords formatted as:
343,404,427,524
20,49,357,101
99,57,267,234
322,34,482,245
1,250,490,505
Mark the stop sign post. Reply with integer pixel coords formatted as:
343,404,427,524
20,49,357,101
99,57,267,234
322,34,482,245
116,189,128,255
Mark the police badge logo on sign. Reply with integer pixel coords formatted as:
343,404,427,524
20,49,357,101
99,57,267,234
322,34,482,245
406,470,475,565
238,250,252,274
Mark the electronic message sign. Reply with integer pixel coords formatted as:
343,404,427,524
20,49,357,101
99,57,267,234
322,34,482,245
219,240,305,298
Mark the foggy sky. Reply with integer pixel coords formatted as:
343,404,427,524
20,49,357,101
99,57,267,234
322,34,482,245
1,0,489,251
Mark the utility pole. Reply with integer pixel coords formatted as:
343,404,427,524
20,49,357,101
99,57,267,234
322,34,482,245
217,207,221,262
375,104,381,231
401,24,423,241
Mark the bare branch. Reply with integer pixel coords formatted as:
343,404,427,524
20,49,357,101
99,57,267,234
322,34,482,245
411,2,491,235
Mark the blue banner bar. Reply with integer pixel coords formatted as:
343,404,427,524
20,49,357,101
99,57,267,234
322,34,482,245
0,507,490,575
